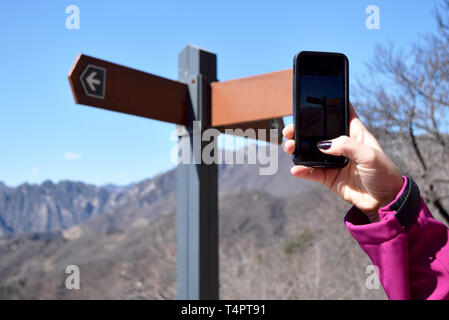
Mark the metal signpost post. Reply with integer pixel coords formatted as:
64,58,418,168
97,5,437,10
68,44,291,300
177,46,219,299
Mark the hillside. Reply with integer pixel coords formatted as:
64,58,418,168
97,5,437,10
0,146,397,299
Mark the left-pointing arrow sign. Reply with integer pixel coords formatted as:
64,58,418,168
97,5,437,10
68,54,190,125
80,64,106,99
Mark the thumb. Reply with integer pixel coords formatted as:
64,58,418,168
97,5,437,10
317,135,376,164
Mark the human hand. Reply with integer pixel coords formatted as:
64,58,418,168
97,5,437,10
282,104,404,222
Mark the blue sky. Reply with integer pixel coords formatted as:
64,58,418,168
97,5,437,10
0,0,440,187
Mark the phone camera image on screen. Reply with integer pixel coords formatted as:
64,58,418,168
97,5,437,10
293,51,349,167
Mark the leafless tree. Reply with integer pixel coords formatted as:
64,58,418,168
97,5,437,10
354,0,449,224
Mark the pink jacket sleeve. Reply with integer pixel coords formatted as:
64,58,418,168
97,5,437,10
344,176,449,300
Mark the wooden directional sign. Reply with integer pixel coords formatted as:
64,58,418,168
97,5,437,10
68,53,288,144
216,118,284,144
211,69,292,127
68,54,189,125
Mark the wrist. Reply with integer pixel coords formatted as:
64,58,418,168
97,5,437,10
378,174,405,209
363,210,381,223
363,175,405,223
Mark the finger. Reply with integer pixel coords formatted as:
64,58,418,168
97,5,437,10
350,118,383,152
290,165,326,184
317,135,376,165
349,102,358,122
347,106,384,152
282,124,294,140
282,139,295,155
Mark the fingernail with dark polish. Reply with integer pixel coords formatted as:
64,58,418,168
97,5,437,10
317,140,332,150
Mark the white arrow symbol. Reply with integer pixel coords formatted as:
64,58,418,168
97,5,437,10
86,71,101,91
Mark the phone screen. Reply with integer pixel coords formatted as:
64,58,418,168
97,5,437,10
293,52,348,167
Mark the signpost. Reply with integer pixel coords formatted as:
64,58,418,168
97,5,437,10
68,45,292,299
68,54,189,125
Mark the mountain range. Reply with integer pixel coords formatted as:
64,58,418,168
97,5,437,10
0,146,399,299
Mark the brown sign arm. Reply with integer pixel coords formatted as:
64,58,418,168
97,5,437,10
68,54,190,125
211,69,293,127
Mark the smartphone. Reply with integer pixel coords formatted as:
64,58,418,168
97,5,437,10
292,51,349,167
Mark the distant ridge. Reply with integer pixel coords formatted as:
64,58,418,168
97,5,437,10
0,146,321,236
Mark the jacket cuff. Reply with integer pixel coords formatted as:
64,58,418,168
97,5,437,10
344,176,419,244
